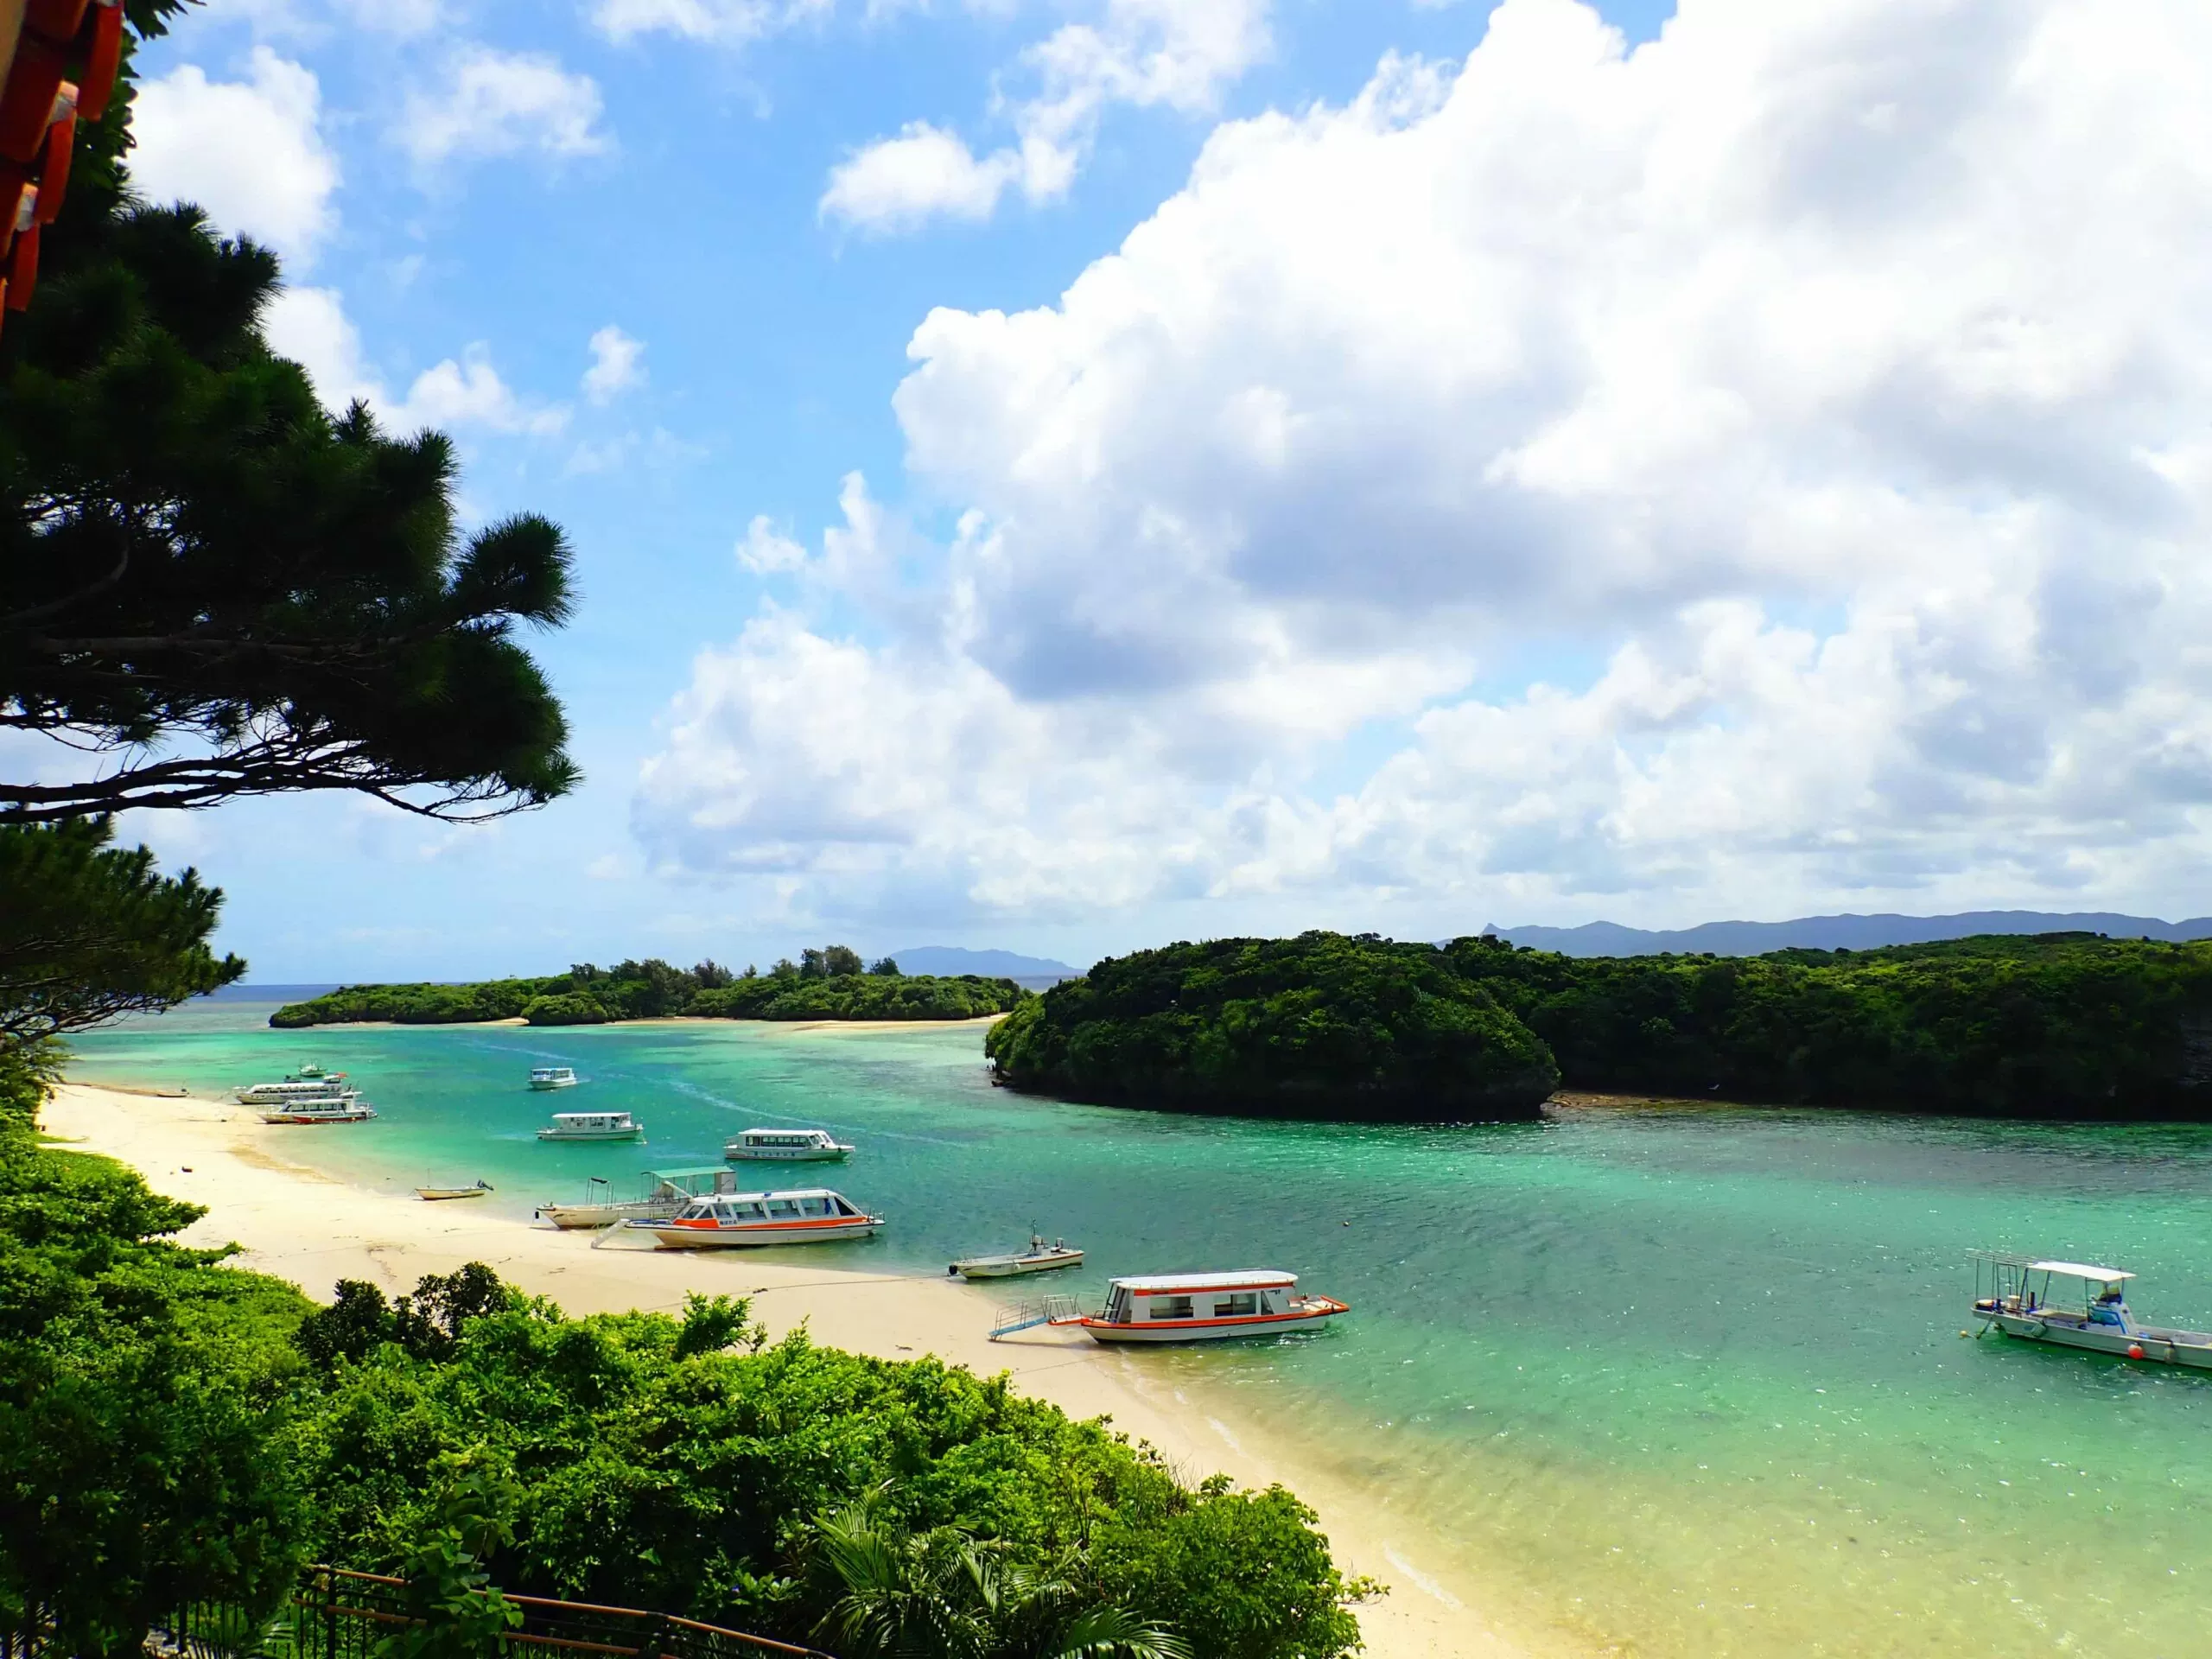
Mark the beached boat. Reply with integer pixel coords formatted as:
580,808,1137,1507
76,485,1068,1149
537,1109,644,1142
256,1088,376,1124
723,1126,853,1162
417,1180,493,1201
950,1234,1084,1280
237,1073,353,1105
1078,1271,1349,1344
528,1065,580,1090
536,1166,740,1230
1970,1253,2212,1367
626,1187,882,1249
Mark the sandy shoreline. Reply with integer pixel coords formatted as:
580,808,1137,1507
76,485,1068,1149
44,1081,1529,1659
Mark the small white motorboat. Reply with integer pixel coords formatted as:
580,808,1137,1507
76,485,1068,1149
1970,1253,2212,1368
1078,1270,1348,1344
724,1126,853,1162
536,1166,737,1230
950,1234,1084,1281
537,1109,643,1142
528,1065,580,1090
416,1180,493,1202
626,1187,882,1249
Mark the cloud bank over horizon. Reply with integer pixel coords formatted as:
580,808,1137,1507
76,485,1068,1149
638,0,2212,933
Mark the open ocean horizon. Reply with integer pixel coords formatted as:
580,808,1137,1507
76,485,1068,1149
67,999,2212,1658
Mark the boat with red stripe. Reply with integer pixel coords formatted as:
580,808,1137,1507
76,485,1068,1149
626,1186,882,1248
1079,1270,1348,1344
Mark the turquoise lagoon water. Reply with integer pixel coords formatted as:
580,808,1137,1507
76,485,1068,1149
68,1006,2212,1658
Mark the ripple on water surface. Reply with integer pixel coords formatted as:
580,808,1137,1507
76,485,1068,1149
72,1009,2212,1658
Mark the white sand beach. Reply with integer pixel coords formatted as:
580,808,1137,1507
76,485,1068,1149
43,1081,1535,1659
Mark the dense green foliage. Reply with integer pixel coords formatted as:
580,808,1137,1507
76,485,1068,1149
0,819,245,1046
985,932,1560,1121
0,1069,312,1657
274,956,1030,1027
0,13,576,824
1442,931,2212,1117
992,931,2212,1121
286,1274,1369,1658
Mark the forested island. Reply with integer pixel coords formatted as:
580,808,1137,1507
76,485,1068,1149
986,931,2212,1122
271,947,1030,1027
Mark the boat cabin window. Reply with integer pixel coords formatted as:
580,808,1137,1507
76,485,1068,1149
1150,1296,1195,1320
767,1198,801,1217
799,1197,829,1217
1213,1293,1257,1318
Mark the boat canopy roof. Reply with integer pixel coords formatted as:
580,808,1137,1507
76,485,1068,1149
738,1126,836,1138
1109,1269,1297,1294
688,1186,847,1203
551,1110,631,1122
646,1165,730,1179
2027,1261,2133,1282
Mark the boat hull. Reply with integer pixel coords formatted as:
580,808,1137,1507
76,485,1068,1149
537,1201,678,1230
1976,1310,2212,1368
528,1079,579,1090
259,1109,376,1124
417,1187,490,1201
954,1251,1084,1280
726,1148,850,1162
536,1128,644,1141
636,1216,882,1249
1083,1298,1349,1344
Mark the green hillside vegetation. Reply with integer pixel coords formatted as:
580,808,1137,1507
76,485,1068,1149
984,933,1561,1121
0,1075,1367,1657
989,931,2212,1121
271,950,1030,1028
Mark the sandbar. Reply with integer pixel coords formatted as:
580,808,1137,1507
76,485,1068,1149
44,1082,1531,1659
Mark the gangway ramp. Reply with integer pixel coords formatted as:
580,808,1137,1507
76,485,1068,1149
989,1294,1087,1340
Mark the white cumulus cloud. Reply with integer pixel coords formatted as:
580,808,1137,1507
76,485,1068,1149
593,0,832,45
129,48,340,266
401,47,610,167
823,0,1271,232
643,0,2212,931
582,325,646,403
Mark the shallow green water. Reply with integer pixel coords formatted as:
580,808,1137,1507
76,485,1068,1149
69,1007,2212,1657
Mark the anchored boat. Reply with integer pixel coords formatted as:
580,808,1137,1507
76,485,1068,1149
536,1166,740,1230
528,1065,580,1090
1078,1271,1348,1344
537,1109,644,1142
626,1187,882,1249
950,1233,1084,1281
724,1127,853,1162
1970,1252,2212,1367
238,1072,354,1105
417,1180,493,1201
252,1085,376,1124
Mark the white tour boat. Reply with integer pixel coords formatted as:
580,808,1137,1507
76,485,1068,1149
1970,1253,2212,1368
950,1234,1084,1281
237,1072,354,1105
537,1109,644,1142
256,1089,376,1125
1078,1270,1349,1344
536,1166,739,1230
626,1187,882,1249
723,1127,853,1162
528,1065,581,1090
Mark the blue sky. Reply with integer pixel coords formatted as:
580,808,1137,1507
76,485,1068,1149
82,0,2212,979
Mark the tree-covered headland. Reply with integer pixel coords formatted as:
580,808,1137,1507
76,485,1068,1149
271,948,1030,1027
988,930,2212,1122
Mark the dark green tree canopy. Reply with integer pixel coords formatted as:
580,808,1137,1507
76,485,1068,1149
0,41,577,823
0,817,242,1047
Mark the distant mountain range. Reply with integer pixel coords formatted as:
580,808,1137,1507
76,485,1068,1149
888,946,1079,982
1484,910,2212,957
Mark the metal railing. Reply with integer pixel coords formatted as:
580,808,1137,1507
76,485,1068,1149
11,1567,835,1659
